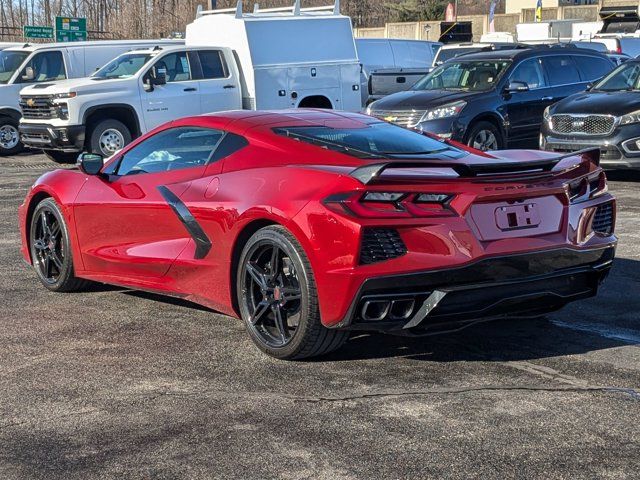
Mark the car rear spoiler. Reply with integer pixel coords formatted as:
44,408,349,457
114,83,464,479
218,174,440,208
349,148,600,185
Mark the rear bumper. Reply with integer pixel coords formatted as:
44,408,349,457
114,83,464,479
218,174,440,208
335,245,615,333
19,123,85,152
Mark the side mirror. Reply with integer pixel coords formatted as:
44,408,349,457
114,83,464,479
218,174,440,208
21,66,35,81
505,80,529,93
77,152,104,175
143,76,154,92
151,65,167,85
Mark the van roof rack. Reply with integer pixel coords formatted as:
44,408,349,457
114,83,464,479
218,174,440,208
197,0,341,19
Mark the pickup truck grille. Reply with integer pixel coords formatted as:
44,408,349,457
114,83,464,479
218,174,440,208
550,114,615,136
19,95,59,120
369,109,426,128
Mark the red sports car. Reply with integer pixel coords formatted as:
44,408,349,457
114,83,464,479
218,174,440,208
19,110,617,359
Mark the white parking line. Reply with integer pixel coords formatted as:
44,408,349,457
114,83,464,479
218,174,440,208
550,319,640,345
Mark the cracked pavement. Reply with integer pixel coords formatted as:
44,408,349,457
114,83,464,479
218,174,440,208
0,153,639,479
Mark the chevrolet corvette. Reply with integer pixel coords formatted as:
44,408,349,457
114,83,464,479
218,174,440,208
19,110,617,359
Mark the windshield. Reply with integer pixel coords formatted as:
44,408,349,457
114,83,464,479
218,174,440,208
435,47,482,64
0,51,28,84
93,53,152,79
592,62,640,91
273,123,458,158
413,60,510,92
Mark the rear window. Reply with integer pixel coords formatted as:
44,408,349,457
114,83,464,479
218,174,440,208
198,50,227,79
573,55,614,81
273,123,458,159
540,55,581,85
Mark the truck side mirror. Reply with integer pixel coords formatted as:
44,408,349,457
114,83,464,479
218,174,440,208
22,66,35,81
77,152,104,175
152,65,167,86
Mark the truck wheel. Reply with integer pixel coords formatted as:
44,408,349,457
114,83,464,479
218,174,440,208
0,117,23,156
44,150,78,164
465,121,503,151
89,119,131,157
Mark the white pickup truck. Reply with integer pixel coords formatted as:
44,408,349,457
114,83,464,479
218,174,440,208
0,40,182,156
19,0,363,162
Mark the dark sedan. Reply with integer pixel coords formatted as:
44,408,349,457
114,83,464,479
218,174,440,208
541,60,640,169
366,46,615,151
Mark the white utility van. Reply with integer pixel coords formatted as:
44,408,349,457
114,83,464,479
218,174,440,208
355,38,441,105
186,0,362,111
0,40,183,155
18,1,363,162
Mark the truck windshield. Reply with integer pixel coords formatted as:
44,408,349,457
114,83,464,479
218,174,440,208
592,62,640,91
0,51,28,84
413,60,511,92
273,123,457,159
93,53,152,80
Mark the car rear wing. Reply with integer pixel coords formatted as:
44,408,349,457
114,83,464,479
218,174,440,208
349,148,600,185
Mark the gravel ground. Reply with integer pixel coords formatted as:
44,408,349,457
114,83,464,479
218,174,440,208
0,153,638,480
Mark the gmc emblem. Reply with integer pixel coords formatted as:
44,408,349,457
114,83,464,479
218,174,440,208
495,204,540,231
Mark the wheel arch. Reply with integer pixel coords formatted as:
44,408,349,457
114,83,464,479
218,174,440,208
466,112,507,145
83,104,141,143
24,191,54,261
0,107,21,121
297,95,333,109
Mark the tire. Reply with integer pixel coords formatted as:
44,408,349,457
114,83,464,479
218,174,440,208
465,121,503,151
237,225,348,360
44,150,79,164
29,198,90,292
88,118,131,157
0,116,23,156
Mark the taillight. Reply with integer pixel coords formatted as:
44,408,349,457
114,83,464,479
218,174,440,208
568,171,607,203
323,191,454,218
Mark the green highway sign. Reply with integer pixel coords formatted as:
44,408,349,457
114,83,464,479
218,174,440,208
23,25,54,39
55,16,87,42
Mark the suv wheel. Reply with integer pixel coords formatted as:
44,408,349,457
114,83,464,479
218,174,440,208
466,121,502,151
89,119,131,157
237,225,348,360
0,116,23,156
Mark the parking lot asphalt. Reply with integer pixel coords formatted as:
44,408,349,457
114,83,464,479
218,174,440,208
0,152,638,480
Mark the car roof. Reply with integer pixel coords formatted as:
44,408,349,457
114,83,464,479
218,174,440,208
452,45,610,62
174,109,379,135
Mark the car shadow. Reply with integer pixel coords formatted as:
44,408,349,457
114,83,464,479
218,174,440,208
103,257,638,363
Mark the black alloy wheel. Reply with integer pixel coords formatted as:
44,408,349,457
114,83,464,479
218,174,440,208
29,198,89,292
237,226,348,359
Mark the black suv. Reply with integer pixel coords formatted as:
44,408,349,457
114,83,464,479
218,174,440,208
541,60,640,169
366,46,615,150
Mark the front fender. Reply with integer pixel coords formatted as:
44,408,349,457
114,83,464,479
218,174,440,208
19,169,88,268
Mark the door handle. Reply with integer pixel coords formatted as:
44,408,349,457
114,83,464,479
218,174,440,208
541,96,553,101
183,87,197,92
223,84,236,89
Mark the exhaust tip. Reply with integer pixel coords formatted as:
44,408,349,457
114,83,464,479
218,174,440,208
361,300,390,321
389,299,415,320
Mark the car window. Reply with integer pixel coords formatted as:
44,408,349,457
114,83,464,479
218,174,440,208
17,51,66,83
541,55,581,86
572,56,614,81
154,52,191,82
198,50,228,79
593,62,640,91
117,127,225,175
413,60,510,91
510,58,546,89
